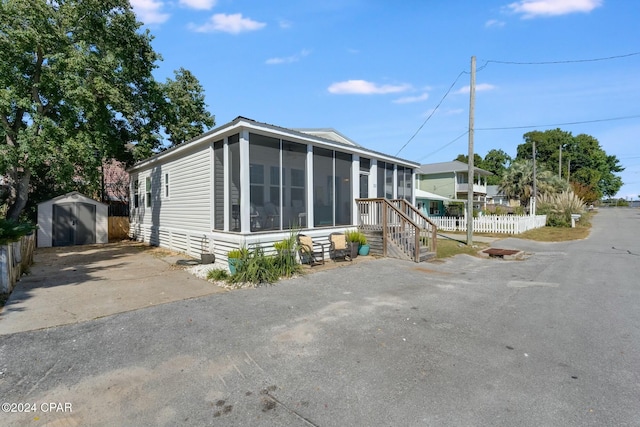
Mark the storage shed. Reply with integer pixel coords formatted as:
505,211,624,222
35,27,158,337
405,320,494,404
37,192,108,247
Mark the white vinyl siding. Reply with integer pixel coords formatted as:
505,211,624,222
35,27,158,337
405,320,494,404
132,144,212,256
156,145,211,232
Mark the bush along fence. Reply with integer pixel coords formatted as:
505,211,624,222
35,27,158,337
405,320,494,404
430,215,547,234
1,221,37,295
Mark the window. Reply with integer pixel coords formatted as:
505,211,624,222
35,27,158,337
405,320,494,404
145,177,151,207
213,140,224,230
283,141,307,228
228,134,240,231
249,133,280,231
164,173,169,198
133,180,139,208
313,148,352,227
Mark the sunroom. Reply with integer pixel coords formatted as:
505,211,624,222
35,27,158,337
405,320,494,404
128,117,421,266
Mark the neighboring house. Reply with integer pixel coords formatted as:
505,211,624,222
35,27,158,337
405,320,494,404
415,189,449,217
127,116,418,262
415,161,492,212
485,185,520,208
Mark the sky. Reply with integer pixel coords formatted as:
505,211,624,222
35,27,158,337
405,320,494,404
129,0,640,200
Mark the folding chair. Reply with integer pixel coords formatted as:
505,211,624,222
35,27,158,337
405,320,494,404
329,232,351,262
297,234,326,266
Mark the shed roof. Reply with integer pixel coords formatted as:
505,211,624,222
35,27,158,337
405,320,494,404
37,191,105,206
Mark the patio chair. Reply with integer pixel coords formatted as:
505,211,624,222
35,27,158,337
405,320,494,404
329,232,351,262
297,234,326,266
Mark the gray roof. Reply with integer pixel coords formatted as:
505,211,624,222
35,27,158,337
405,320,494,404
130,116,418,171
416,160,493,176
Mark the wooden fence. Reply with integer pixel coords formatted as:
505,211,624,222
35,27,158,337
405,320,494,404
108,217,130,241
430,215,547,234
0,233,35,294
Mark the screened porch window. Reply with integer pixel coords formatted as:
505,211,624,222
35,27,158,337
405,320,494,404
313,148,352,227
249,133,280,231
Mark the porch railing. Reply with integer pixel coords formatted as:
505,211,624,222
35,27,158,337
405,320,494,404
355,198,437,262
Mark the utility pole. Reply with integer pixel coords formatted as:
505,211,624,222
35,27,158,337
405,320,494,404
559,144,562,179
467,56,475,245
532,140,537,216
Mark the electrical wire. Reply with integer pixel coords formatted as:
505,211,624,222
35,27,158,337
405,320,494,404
478,51,640,67
394,71,467,157
417,130,469,162
397,51,640,160
476,114,640,131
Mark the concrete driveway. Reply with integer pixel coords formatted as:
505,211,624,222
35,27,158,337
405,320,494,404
0,242,226,335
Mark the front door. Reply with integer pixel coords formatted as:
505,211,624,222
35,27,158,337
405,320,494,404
359,173,369,198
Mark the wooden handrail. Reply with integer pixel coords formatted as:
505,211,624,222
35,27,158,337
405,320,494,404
355,198,437,262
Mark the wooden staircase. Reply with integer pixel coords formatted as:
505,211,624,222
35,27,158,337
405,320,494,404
355,198,437,263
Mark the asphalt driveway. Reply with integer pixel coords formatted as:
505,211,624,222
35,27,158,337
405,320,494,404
1,209,639,426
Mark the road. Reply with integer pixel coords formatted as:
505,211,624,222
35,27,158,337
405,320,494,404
1,208,639,426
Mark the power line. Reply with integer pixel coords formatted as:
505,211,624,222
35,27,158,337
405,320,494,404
417,130,469,162
476,114,640,131
478,51,640,67
398,51,640,160
395,71,467,157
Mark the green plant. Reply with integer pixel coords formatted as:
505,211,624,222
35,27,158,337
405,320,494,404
537,191,586,228
494,205,506,216
206,269,230,281
345,230,367,246
229,246,279,285
227,247,249,259
0,220,36,245
273,231,297,254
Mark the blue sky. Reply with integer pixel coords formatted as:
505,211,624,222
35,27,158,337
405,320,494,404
130,0,640,200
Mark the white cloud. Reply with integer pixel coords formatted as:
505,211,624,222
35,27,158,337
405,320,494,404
393,93,429,104
189,13,266,34
506,0,603,18
485,19,506,28
266,49,311,65
179,0,217,10
278,19,292,29
328,80,411,95
130,0,170,25
455,83,496,95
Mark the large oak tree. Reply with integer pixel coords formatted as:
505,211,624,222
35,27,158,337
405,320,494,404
0,0,214,221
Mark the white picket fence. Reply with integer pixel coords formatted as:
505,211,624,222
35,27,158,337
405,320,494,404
430,215,547,234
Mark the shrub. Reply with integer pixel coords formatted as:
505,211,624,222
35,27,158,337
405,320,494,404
0,219,36,245
494,205,506,216
537,191,586,228
206,269,230,281
229,246,279,285
345,230,366,245
227,247,249,259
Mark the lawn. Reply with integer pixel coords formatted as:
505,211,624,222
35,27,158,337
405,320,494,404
436,211,594,258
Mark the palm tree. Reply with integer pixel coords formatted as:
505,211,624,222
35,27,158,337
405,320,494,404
500,160,569,207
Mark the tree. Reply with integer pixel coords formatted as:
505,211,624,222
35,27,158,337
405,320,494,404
161,68,215,148
481,149,511,185
516,129,623,200
499,160,568,207
0,0,214,221
454,150,511,185
454,153,483,165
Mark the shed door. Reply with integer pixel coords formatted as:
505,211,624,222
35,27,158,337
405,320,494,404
76,202,96,245
52,202,97,246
